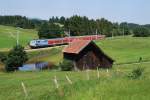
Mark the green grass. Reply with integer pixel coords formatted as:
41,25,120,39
0,25,38,49
27,47,63,64
0,27,150,100
96,36,150,64
0,62,150,100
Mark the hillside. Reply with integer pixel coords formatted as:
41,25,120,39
97,36,150,64
27,36,150,65
1,35,150,68
0,25,38,49
0,36,150,99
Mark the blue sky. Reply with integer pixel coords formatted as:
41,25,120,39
0,0,149,24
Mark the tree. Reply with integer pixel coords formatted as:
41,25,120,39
38,22,63,39
38,22,50,38
133,27,150,37
0,15,35,29
96,18,113,36
111,23,122,36
5,45,28,72
59,16,66,24
64,15,91,36
120,22,131,35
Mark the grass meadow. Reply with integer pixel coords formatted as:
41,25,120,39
96,36,150,64
0,25,38,49
0,62,150,100
0,25,150,100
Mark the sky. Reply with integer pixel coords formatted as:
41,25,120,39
0,0,150,25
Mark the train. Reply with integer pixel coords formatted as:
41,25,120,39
29,35,105,48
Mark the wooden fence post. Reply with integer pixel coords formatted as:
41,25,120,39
53,76,59,89
106,69,110,77
107,69,109,73
21,82,28,97
65,75,72,84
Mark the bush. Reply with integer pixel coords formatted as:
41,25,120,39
0,53,7,63
5,45,28,72
133,27,150,37
59,59,73,71
128,67,144,79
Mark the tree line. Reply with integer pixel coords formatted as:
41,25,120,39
39,15,150,38
0,15,150,38
0,15,35,29
40,16,132,38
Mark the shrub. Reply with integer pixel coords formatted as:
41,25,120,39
0,53,7,63
59,59,73,71
133,27,150,37
128,67,144,79
5,45,28,72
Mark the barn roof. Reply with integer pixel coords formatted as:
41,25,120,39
63,40,91,54
63,40,114,62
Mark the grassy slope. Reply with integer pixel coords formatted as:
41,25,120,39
0,63,150,100
0,25,38,49
27,47,63,64
96,36,150,64
0,36,150,99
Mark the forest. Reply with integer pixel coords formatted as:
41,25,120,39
0,15,150,38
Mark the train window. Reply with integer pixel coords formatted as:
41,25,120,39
43,40,47,42
37,41,40,43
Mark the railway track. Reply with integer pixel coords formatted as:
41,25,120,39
25,45,66,52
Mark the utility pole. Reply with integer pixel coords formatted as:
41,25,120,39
96,29,98,40
69,29,71,44
16,27,19,45
68,29,71,47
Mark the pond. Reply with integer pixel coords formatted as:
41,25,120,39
19,62,49,71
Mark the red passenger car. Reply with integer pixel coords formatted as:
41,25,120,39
29,35,105,48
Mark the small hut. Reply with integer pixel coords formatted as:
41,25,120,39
63,40,114,70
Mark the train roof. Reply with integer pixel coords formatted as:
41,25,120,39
31,35,104,41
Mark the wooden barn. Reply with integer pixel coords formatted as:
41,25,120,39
63,40,114,70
